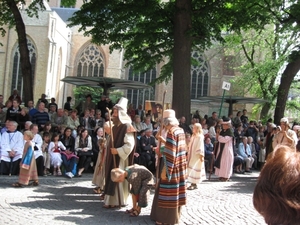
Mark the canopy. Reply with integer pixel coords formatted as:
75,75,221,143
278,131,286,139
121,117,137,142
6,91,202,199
194,96,268,115
61,76,151,95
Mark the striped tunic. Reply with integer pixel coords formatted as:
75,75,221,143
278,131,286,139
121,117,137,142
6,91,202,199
158,126,187,208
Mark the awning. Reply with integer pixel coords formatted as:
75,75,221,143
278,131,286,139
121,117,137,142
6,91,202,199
193,96,268,115
61,76,151,95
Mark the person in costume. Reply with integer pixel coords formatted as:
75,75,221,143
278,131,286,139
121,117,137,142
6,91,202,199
214,117,234,181
272,117,298,151
111,164,153,217
0,121,24,175
103,97,136,208
12,130,38,187
187,123,206,190
150,109,187,225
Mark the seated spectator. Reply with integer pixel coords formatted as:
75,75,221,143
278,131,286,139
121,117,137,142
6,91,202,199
48,98,58,112
143,116,153,131
248,136,258,169
23,121,32,132
41,132,51,176
36,94,49,109
94,110,105,130
79,109,95,136
179,116,192,135
253,146,300,225
75,128,93,177
8,89,22,104
32,102,50,131
1,119,10,134
0,106,6,127
202,124,209,138
2,100,12,113
237,136,254,173
27,100,37,118
132,115,147,135
0,121,23,175
67,109,80,136
60,127,78,178
134,129,146,165
140,128,157,173
48,104,57,120
127,103,136,121
64,96,72,112
49,133,66,176
6,99,21,122
233,148,244,174
204,137,214,172
17,107,30,131
39,121,53,137
30,124,44,176
51,108,68,133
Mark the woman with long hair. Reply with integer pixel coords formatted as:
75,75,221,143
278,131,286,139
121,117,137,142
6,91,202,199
75,128,92,177
186,123,206,190
60,127,78,178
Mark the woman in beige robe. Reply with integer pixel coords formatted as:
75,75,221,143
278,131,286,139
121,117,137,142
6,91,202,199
187,123,206,190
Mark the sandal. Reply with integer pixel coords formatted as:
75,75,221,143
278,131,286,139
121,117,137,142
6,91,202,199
129,209,140,217
125,208,135,214
99,193,105,200
57,170,62,176
93,187,101,194
187,184,197,190
103,205,117,209
12,182,23,187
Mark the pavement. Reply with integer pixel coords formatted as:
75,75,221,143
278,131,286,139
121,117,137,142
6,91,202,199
0,171,266,225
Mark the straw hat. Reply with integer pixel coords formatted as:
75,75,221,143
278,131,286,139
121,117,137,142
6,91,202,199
163,109,176,119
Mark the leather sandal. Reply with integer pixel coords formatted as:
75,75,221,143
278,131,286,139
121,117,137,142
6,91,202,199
12,182,23,187
129,208,140,217
125,208,135,214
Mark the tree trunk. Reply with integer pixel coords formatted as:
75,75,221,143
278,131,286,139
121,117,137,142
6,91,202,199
260,102,271,120
172,0,192,122
6,0,34,105
274,56,300,124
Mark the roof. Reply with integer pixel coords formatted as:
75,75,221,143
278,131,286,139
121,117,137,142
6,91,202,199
51,7,79,22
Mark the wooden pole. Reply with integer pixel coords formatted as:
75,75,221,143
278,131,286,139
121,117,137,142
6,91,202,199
106,107,121,208
155,90,167,188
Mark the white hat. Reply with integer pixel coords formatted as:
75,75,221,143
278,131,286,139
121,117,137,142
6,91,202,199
163,109,176,119
221,117,231,125
115,97,128,111
280,117,289,123
114,97,132,124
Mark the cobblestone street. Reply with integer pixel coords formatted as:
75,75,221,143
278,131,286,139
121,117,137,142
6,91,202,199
0,172,266,225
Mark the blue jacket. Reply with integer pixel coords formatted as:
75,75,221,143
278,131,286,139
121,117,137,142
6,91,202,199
238,142,251,158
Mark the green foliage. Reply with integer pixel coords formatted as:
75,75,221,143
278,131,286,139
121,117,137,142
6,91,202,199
60,0,76,8
73,86,123,106
0,0,47,44
68,0,266,82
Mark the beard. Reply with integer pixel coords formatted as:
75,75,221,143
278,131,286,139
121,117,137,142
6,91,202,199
112,116,121,125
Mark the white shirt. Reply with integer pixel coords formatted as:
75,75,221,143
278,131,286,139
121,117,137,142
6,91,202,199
32,134,43,159
1,130,24,162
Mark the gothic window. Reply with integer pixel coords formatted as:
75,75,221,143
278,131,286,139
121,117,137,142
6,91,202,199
191,51,209,98
76,44,104,77
11,38,36,98
127,67,156,108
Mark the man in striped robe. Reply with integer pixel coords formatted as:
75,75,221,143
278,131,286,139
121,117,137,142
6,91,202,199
150,109,187,225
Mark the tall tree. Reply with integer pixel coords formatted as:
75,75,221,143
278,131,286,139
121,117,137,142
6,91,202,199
69,0,249,120
0,0,46,104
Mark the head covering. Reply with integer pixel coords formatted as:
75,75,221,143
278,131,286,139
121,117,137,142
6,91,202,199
221,117,231,125
114,97,131,124
163,109,176,119
280,117,289,123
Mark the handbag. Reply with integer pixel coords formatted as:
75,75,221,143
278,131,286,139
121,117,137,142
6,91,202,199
77,150,93,156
